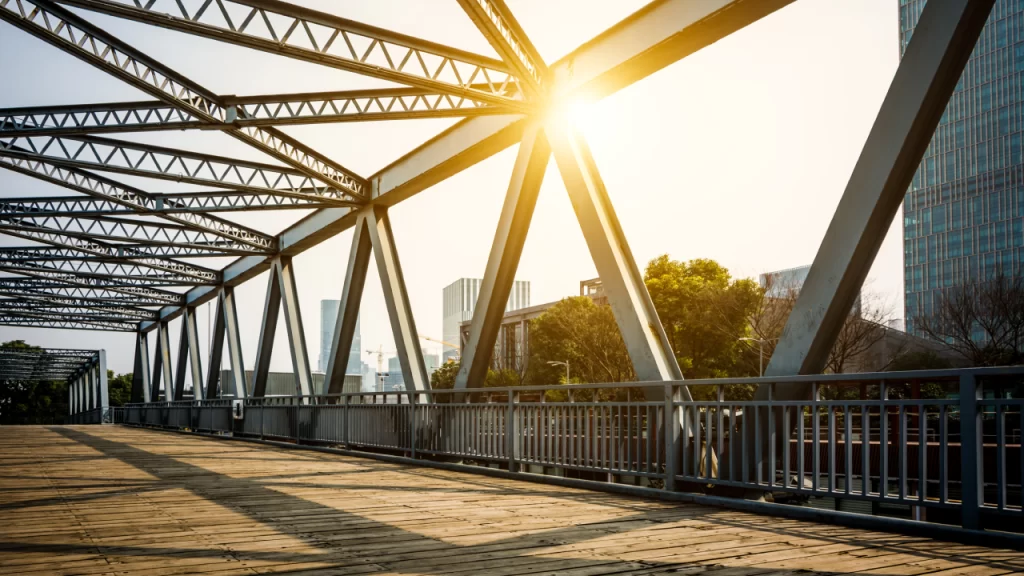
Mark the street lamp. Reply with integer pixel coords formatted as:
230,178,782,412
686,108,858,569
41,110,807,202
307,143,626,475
547,360,569,384
738,337,776,378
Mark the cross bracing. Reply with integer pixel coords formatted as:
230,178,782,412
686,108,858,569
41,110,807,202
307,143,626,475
0,0,991,433
0,88,512,137
0,346,101,381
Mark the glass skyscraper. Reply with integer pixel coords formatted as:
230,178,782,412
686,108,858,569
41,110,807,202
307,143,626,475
900,0,1024,335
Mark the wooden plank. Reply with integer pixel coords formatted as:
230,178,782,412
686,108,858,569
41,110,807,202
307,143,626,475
0,425,1021,576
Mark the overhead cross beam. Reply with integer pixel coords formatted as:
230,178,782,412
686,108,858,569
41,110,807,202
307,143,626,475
53,0,529,110
0,135,354,207
0,87,513,137
0,0,367,201
0,151,280,249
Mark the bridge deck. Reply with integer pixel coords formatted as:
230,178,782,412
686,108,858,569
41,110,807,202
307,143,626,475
2,427,1022,576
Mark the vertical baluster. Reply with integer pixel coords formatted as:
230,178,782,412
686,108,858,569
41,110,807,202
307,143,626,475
797,399,805,491
783,405,790,488
939,403,948,504
828,404,836,494
862,400,871,496
768,384,776,488
741,402,749,483
900,403,908,501
844,403,853,495
997,401,1006,511
756,402,762,486
812,383,820,493
694,403,702,480
880,381,889,499
919,401,928,505
716,386,724,481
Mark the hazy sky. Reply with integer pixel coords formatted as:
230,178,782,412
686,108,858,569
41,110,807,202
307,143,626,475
0,1,902,378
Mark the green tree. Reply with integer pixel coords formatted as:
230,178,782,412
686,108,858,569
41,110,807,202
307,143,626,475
644,256,761,380
0,340,68,424
430,360,460,390
526,296,635,386
107,371,133,407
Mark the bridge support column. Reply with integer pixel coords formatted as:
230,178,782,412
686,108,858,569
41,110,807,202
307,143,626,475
325,212,372,395
173,307,204,400
456,124,550,391
222,287,247,399
152,321,172,402
364,205,430,393
98,350,108,414
548,124,689,403
206,291,227,399
746,0,995,481
131,331,151,403
253,257,313,398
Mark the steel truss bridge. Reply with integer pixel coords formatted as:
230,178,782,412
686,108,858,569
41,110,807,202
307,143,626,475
3,0,1021,541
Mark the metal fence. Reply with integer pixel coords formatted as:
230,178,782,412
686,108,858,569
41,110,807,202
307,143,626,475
121,367,1024,532
67,407,119,425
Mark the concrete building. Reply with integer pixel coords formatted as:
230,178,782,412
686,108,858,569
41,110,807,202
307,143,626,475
459,279,603,374
900,2,1024,336
318,300,361,375
760,264,861,314
442,278,529,361
217,370,359,397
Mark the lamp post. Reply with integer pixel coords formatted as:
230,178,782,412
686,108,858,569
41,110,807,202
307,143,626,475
739,337,771,377
547,360,569,384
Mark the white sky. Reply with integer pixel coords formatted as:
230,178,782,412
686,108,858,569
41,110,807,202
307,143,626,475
0,1,903,378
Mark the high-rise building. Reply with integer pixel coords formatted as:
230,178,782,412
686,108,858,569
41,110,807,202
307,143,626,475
900,2,1023,335
383,349,441,391
318,300,361,375
442,278,530,361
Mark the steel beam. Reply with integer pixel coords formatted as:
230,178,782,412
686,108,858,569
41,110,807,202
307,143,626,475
251,263,281,399
276,257,313,397
0,88,510,136
0,0,366,199
456,124,549,390
324,217,371,395
0,146,283,249
549,124,687,402
0,193,337,217
97,350,108,410
363,206,429,392
456,0,546,96
54,0,526,109
131,331,148,403
0,135,355,207
152,320,172,401
173,310,190,401
767,0,994,379
205,291,227,399
222,286,247,398
184,307,204,400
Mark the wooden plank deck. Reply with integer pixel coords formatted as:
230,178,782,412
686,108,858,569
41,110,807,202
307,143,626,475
1,426,1022,576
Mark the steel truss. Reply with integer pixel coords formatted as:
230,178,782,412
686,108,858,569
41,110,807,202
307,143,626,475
0,0,989,445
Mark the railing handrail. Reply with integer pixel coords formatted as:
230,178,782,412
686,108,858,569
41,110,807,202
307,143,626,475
122,365,1024,408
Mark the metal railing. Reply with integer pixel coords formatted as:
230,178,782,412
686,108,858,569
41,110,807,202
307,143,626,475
67,407,118,424
121,367,1024,532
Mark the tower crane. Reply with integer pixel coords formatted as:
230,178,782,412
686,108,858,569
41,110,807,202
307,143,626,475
365,345,395,392
418,334,461,362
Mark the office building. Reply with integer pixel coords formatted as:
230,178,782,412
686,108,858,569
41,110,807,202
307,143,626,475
760,265,862,315
900,1,1024,335
382,349,440,391
318,300,361,375
442,278,530,361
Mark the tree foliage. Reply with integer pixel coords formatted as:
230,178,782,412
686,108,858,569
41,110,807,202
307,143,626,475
644,256,761,380
917,272,1024,366
0,340,68,424
526,296,635,385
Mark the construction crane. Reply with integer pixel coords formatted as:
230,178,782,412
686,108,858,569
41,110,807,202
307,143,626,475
365,345,395,392
418,334,461,362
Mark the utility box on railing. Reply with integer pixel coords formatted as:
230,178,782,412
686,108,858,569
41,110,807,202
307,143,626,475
232,399,244,420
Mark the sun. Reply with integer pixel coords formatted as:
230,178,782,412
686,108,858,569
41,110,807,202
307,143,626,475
544,95,599,133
